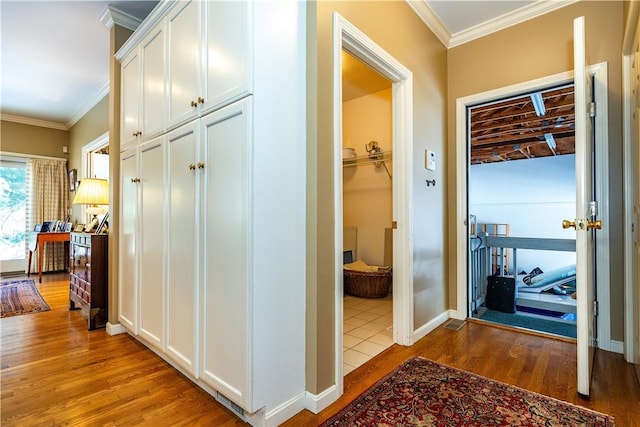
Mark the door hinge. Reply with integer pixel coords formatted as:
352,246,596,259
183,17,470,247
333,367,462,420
593,300,599,316
589,102,597,118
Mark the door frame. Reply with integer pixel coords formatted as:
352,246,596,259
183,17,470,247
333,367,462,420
453,65,612,350
332,12,414,394
622,1,640,367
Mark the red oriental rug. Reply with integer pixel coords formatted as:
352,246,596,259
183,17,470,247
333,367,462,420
321,357,615,426
1,279,50,318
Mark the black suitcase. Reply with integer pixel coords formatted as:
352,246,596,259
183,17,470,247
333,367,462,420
486,276,516,313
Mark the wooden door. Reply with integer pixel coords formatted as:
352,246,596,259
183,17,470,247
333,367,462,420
140,24,166,141
167,0,201,129
118,148,139,333
121,50,141,150
203,0,251,112
573,16,598,397
200,98,251,408
138,138,165,349
166,121,199,376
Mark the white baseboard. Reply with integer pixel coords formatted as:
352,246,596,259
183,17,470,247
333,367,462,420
609,340,624,354
106,322,127,336
448,308,467,321
412,310,450,342
305,385,338,414
263,392,306,427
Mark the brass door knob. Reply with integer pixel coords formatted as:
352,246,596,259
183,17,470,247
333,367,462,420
562,220,576,229
587,219,603,230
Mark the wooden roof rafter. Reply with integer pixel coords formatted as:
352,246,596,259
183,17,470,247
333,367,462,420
469,85,575,164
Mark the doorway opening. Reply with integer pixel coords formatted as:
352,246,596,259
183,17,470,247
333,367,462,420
332,12,414,396
341,50,394,375
467,84,578,339
455,64,612,352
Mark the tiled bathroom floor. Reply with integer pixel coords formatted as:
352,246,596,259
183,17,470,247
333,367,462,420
343,294,393,375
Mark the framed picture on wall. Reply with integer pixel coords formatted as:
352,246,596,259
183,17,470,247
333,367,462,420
69,169,77,191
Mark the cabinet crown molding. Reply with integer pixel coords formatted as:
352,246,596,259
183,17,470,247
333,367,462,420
115,0,175,61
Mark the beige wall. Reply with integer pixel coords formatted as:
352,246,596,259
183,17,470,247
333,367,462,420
1,120,69,159
343,88,392,266
447,1,625,340
308,0,447,394
67,95,110,223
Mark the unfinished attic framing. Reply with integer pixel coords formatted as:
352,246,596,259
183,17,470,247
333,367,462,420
469,84,575,164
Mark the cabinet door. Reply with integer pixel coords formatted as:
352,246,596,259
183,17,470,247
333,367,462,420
203,1,251,112
138,138,165,349
200,98,251,407
167,0,202,129
121,50,141,151
141,24,166,141
119,148,139,333
166,121,199,375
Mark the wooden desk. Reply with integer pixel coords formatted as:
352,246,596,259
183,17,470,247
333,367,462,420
28,232,70,283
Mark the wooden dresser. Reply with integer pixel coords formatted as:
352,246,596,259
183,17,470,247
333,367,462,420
69,232,108,330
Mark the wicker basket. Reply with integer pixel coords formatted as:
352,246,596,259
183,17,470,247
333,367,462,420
343,268,392,298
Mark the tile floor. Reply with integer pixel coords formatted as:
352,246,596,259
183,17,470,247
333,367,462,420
343,294,393,375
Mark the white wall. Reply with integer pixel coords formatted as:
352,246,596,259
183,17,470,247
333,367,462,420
469,154,576,273
342,88,392,266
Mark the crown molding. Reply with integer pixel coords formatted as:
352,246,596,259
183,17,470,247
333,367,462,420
100,5,143,31
115,1,174,61
66,81,110,129
1,114,68,131
448,0,579,48
405,0,450,47
408,0,578,49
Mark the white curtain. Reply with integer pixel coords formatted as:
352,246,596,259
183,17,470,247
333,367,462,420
27,159,69,273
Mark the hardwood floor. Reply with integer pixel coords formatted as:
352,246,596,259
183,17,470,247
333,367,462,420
2,274,639,426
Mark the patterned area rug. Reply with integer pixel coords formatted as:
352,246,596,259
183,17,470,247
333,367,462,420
1,279,50,318
321,357,615,426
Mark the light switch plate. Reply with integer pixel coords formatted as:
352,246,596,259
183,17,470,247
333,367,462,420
425,149,436,171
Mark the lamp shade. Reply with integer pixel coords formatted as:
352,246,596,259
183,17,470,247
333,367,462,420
73,178,109,206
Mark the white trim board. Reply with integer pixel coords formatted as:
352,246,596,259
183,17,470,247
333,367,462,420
406,0,578,49
332,12,414,402
454,65,613,351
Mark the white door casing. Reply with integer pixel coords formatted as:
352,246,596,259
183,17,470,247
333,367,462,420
623,0,640,373
332,12,414,398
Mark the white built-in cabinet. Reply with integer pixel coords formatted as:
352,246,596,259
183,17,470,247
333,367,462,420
166,121,199,376
199,100,250,403
118,149,138,332
120,23,166,151
137,139,165,350
118,138,165,349
116,1,304,424
166,0,250,129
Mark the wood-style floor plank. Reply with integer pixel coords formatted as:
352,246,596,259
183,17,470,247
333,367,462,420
2,274,639,426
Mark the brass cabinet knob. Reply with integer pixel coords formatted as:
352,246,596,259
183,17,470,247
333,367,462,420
191,100,198,108
131,177,140,183
189,164,196,170
198,96,205,104
197,162,205,169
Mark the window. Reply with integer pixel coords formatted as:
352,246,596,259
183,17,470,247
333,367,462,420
0,157,27,272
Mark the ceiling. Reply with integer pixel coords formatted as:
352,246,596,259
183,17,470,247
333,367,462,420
0,1,157,129
469,85,575,164
0,1,574,131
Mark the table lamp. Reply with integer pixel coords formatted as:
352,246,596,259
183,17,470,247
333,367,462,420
72,178,109,222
